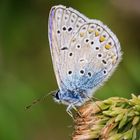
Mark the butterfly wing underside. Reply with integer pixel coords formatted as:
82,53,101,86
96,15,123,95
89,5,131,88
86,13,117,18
48,5,122,96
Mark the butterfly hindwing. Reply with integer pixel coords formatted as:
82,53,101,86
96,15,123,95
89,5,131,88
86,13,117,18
60,21,122,96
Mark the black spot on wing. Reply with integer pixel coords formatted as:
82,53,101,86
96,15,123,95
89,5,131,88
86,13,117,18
61,47,68,50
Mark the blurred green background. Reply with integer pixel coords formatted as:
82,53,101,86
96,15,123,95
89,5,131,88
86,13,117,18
0,0,140,140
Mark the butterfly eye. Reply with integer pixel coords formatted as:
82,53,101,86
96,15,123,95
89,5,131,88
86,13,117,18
55,92,60,100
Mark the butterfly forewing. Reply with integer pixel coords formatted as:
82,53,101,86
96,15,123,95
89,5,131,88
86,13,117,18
48,5,87,89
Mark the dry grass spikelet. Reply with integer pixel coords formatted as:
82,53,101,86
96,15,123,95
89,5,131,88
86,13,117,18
72,94,140,140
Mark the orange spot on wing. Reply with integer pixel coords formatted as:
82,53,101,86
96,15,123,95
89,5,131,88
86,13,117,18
105,44,111,49
99,36,106,42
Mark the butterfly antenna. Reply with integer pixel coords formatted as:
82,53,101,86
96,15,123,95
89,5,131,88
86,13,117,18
25,90,57,110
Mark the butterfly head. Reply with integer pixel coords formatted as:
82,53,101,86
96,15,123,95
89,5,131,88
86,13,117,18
52,90,61,103
52,90,75,105
52,89,89,106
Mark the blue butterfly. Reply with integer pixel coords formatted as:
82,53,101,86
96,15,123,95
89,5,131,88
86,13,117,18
48,5,122,116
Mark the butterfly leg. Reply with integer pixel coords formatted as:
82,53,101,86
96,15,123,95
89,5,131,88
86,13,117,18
66,101,83,118
66,104,74,118
66,101,81,118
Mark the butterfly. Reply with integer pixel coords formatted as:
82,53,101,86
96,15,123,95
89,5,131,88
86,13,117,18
48,5,122,116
